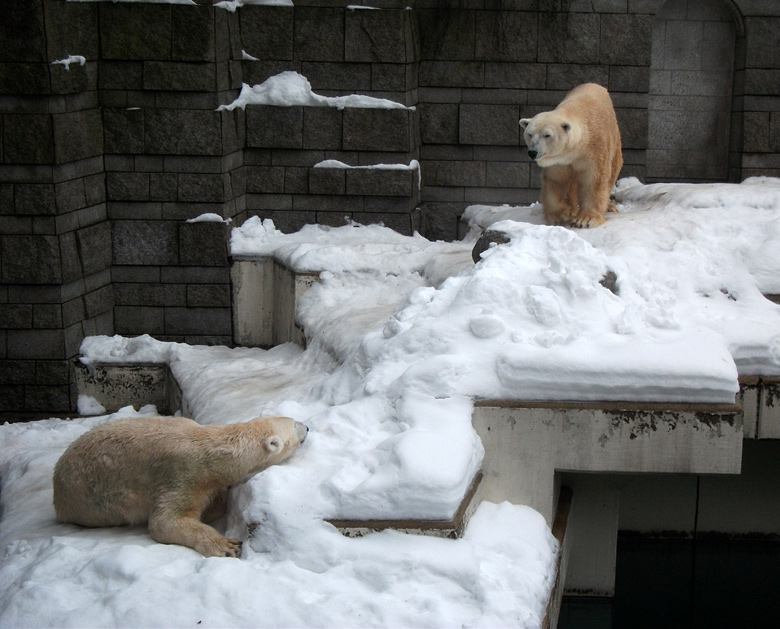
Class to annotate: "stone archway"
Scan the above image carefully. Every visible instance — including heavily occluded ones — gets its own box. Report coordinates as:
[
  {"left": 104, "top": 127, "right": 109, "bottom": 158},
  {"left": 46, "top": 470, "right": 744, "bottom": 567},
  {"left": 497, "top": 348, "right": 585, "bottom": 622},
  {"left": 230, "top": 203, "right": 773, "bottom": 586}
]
[{"left": 647, "top": 0, "right": 740, "bottom": 182}]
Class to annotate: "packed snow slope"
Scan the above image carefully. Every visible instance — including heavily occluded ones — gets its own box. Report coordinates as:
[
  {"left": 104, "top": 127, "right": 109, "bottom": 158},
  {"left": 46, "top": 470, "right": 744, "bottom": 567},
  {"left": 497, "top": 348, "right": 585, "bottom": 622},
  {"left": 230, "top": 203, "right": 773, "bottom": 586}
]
[{"left": 2, "top": 178, "right": 780, "bottom": 627}]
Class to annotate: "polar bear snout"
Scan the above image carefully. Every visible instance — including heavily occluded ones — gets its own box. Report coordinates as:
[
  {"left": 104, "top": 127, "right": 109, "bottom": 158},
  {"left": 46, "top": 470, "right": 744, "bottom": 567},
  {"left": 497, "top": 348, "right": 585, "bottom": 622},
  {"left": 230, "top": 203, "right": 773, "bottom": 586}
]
[
  {"left": 527, "top": 149, "right": 538, "bottom": 160},
  {"left": 295, "top": 421, "right": 309, "bottom": 443}
]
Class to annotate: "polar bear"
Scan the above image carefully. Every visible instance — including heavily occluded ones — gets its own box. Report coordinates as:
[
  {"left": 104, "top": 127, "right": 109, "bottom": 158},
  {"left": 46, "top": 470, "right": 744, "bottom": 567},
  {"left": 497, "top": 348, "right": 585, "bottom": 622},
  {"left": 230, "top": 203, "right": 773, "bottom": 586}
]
[
  {"left": 520, "top": 83, "right": 623, "bottom": 228},
  {"left": 53, "top": 415, "right": 308, "bottom": 558}
]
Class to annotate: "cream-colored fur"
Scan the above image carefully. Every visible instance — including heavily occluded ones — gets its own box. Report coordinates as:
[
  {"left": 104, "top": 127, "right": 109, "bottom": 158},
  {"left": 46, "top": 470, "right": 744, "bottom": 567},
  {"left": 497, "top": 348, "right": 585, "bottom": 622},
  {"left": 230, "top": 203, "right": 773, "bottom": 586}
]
[
  {"left": 520, "top": 83, "right": 623, "bottom": 228},
  {"left": 53, "top": 415, "right": 308, "bottom": 558}
]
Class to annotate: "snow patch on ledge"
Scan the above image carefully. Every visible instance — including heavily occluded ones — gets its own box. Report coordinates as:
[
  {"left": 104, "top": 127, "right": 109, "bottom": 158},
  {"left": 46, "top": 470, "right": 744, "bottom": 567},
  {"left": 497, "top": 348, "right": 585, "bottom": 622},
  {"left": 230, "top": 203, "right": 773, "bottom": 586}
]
[{"left": 218, "top": 71, "right": 413, "bottom": 111}]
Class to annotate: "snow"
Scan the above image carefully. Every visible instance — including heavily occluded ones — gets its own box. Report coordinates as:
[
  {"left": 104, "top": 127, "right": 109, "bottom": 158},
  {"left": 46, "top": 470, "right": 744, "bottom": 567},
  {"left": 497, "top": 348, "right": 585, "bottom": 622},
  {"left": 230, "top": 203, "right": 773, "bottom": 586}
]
[
  {"left": 218, "top": 71, "right": 413, "bottom": 112},
  {"left": 4, "top": 177, "right": 780, "bottom": 627},
  {"left": 51, "top": 55, "right": 86, "bottom": 70}
]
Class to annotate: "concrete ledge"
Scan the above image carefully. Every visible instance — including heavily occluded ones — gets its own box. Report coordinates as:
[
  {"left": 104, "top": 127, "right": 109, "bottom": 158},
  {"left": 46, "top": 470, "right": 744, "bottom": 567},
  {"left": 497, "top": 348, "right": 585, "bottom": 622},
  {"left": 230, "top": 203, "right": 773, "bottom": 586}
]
[
  {"left": 758, "top": 376, "right": 780, "bottom": 438},
  {"left": 231, "top": 256, "right": 318, "bottom": 348},
  {"left": 543, "top": 486, "right": 573, "bottom": 629},
  {"left": 73, "top": 360, "right": 182, "bottom": 416},
  {"left": 473, "top": 400, "right": 743, "bottom": 526},
  {"left": 325, "top": 472, "right": 483, "bottom": 540}
]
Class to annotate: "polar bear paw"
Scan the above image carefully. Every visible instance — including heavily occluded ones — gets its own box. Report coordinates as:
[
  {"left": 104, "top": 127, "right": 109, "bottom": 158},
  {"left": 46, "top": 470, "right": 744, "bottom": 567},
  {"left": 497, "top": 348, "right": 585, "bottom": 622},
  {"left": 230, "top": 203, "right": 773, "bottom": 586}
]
[
  {"left": 570, "top": 210, "right": 606, "bottom": 229},
  {"left": 196, "top": 535, "right": 243, "bottom": 558}
]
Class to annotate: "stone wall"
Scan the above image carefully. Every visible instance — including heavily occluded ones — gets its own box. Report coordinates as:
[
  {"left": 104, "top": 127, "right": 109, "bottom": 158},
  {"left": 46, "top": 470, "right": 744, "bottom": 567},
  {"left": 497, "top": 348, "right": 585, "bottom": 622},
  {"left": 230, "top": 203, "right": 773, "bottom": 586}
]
[{"left": 1, "top": 0, "right": 779, "bottom": 414}]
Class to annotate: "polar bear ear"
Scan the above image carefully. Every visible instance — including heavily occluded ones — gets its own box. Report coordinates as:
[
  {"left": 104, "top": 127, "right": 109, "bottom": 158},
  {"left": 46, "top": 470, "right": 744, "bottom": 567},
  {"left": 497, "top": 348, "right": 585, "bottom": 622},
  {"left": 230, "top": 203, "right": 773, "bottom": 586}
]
[
  {"left": 265, "top": 436, "right": 283, "bottom": 453},
  {"left": 519, "top": 118, "right": 531, "bottom": 129},
  {"left": 561, "top": 122, "right": 571, "bottom": 132}
]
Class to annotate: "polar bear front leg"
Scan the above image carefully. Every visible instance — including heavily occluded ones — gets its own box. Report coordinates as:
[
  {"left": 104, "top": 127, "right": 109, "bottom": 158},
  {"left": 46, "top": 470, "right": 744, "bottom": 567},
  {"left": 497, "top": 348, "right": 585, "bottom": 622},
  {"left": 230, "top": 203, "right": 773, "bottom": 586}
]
[
  {"left": 148, "top": 500, "right": 242, "bottom": 558},
  {"left": 571, "top": 174, "right": 609, "bottom": 228},
  {"left": 541, "top": 166, "right": 578, "bottom": 226}
]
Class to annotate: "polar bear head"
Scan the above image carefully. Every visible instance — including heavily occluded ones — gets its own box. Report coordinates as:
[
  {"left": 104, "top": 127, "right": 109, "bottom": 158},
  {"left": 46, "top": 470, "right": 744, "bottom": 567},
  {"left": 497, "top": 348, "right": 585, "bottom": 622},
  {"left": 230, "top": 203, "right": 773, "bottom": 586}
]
[
  {"left": 240, "top": 416, "right": 309, "bottom": 472},
  {"left": 520, "top": 111, "right": 582, "bottom": 168}
]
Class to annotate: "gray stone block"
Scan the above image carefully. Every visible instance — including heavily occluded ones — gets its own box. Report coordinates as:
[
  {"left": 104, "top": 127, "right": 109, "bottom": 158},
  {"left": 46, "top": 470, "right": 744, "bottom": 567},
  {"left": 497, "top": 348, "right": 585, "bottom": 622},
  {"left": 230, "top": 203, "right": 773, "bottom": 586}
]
[
  {"left": 745, "top": 17, "right": 780, "bottom": 70},
  {"left": 49, "top": 60, "right": 92, "bottom": 96},
  {"left": 371, "top": 63, "right": 411, "bottom": 93},
  {"left": 459, "top": 103, "right": 520, "bottom": 146},
  {"left": 62, "top": 296, "right": 86, "bottom": 328},
  {"left": 83, "top": 285, "right": 114, "bottom": 319},
  {"left": 106, "top": 172, "right": 149, "bottom": 202},
  {"left": 294, "top": 7, "right": 344, "bottom": 62},
  {"left": 0, "top": 62, "right": 50, "bottom": 94},
  {"left": 179, "top": 222, "right": 229, "bottom": 267},
  {"left": 160, "top": 266, "right": 228, "bottom": 285},
  {"left": 345, "top": 8, "right": 411, "bottom": 63},
  {"left": 346, "top": 168, "right": 413, "bottom": 197},
  {"left": 99, "top": 61, "right": 144, "bottom": 90},
  {"left": 419, "top": 61, "right": 484, "bottom": 88},
  {"left": 745, "top": 69, "right": 780, "bottom": 97},
  {"left": 99, "top": 3, "right": 172, "bottom": 60},
  {"left": 43, "top": 1, "right": 99, "bottom": 62},
  {"left": 171, "top": 4, "right": 215, "bottom": 62},
  {"left": 284, "top": 167, "right": 308, "bottom": 194},
  {"left": 112, "top": 220, "right": 178, "bottom": 266},
  {"left": 240, "top": 5, "right": 294, "bottom": 61},
  {"left": 475, "top": 10, "right": 537, "bottom": 62},
  {"left": 485, "top": 62, "right": 546, "bottom": 90},
  {"left": 538, "top": 12, "right": 600, "bottom": 64},
  {"left": 1, "top": 235, "right": 62, "bottom": 284},
  {"left": 426, "top": 160, "right": 485, "bottom": 187},
  {"left": 0, "top": 1, "right": 47, "bottom": 63},
  {"left": 144, "top": 110, "right": 222, "bottom": 156},
  {"left": 301, "top": 106, "right": 342, "bottom": 150},
  {"left": 487, "top": 161, "right": 528, "bottom": 188},
  {"left": 617, "top": 108, "right": 649, "bottom": 150},
  {"left": 0, "top": 360, "right": 35, "bottom": 384},
  {"left": 33, "top": 302, "right": 62, "bottom": 329},
  {"left": 53, "top": 109, "right": 103, "bottom": 165},
  {"left": 59, "top": 232, "right": 82, "bottom": 284},
  {"left": 114, "top": 282, "right": 186, "bottom": 307},
  {"left": 25, "top": 385, "right": 71, "bottom": 413},
  {"left": 246, "top": 166, "right": 286, "bottom": 193},
  {"left": 343, "top": 108, "right": 411, "bottom": 152},
  {"left": 418, "top": 9, "right": 475, "bottom": 61},
  {"left": 353, "top": 212, "right": 412, "bottom": 236},
  {"left": 0, "top": 385, "right": 24, "bottom": 411},
  {"left": 143, "top": 61, "right": 216, "bottom": 92},
  {"left": 178, "top": 173, "right": 226, "bottom": 203},
  {"left": 36, "top": 360, "right": 70, "bottom": 386},
  {"left": 114, "top": 306, "right": 164, "bottom": 336},
  {"left": 309, "top": 168, "right": 345, "bottom": 195},
  {"left": 547, "top": 65, "right": 609, "bottom": 91},
  {"left": 77, "top": 222, "right": 112, "bottom": 276},
  {"left": 7, "top": 329, "right": 66, "bottom": 360},
  {"left": 150, "top": 173, "right": 179, "bottom": 201},
  {"left": 253, "top": 210, "right": 316, "bottom": 233},
  {"left": 3, "top": 114, "right": 54, "bottom": 164},
  {"left": 84, "top": 173, "right": 106, "bottom": 206},
  {"left": 609, "top": 66, "right": 650, "bottom": 93},
  {"left": 0, "top": 304, "right": 33, "bottom": 329},
  {"left": 420, "top": 103, "right": 459, "bottom": 144},
  {"left": 600, "top": 14, "right": 653, "bottom": 66},
  {"left": 302, "top": 62, "right": 371, "bottom": 93},
  {"left": 246, "top": 106, "right": 304, "bottom": 149},
  {"left": 15, "top": 184, "right": 56, "bottom": 216},
  {"left": 187, "top": 284, "right": 230, "bottom": 308},
  {"left": 165, "top": 307, "right": 231, "bottom": 336}
]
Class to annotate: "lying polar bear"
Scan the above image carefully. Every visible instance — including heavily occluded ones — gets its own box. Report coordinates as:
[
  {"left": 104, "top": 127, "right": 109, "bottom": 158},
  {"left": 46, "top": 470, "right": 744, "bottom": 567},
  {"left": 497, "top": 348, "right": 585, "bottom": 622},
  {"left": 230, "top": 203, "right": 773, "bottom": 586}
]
[{"left": 53, "top": 415, "right": 308, "bottom": 558}]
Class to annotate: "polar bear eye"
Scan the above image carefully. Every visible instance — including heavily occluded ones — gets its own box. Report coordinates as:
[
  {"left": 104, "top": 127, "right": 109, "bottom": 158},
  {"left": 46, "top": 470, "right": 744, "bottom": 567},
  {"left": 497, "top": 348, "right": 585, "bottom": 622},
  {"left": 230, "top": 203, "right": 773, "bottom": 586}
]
[{"left": 543, "top": 133, "right": 552, "bottom": 139}]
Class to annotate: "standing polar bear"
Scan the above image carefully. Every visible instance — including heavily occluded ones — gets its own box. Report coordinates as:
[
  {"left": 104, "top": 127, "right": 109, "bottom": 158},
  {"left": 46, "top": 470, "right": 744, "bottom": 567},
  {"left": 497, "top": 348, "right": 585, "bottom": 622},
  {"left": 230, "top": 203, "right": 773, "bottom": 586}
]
[
  {"left": 53, "top": 415, "right": 308, "bottom": 558},
  {"left": 520, "top": 83, "right": 623, "bottom": 228}
]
